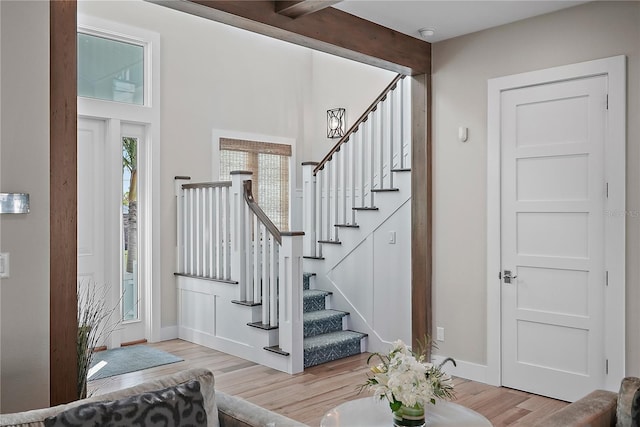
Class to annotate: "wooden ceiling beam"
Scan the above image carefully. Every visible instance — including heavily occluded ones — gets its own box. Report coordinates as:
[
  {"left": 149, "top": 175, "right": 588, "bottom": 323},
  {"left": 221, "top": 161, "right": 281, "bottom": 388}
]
[
  {"left": 275, "top": 1, "right": 343, "bottom": 19},
  {"left": 148, "top": 0, "right": 430, "bottom": 75}
]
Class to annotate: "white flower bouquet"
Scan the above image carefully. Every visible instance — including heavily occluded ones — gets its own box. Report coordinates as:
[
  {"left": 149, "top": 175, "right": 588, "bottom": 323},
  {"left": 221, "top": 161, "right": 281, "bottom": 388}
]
[{"left": 359, "top": 339, "right": 456, "bottom": 414}]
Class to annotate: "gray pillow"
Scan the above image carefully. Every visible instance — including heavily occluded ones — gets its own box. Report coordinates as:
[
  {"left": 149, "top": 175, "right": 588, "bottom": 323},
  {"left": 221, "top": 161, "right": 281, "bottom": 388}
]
[
  {"left": 44, "top": 379, "right": 207, "bottom": 427},
  {"left": 617, "top": 377, "right": 640, "bottom": 427},
  {"left": 632, "top": 388, "right": 640, "bottom": 427}
]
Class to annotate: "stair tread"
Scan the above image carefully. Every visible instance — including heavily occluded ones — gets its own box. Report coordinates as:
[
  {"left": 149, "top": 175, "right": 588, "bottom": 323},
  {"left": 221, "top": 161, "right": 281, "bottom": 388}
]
[
  {"left": 303, "top": 330, "right": 367, "bottom": 350},
  {"left": 334, "top": 224, "right": 359, "bottom": 228},
  {"left": 318, "top": 239, "right": 341, "bottom": 244},
  {"left": 371, "top": 188, "right": 400, "bottom": 192},
  {"left": 303, "top": 272, "right": 316, "bottom": 278},
  {"left": 303, "top": 309, "right": 347, "bottom": 322},
  {"left": 352, "top": 207, "right": 378, "bottom": 211},
  {"left": 303, "top": 289, "right": 331, "bottom": 298}
]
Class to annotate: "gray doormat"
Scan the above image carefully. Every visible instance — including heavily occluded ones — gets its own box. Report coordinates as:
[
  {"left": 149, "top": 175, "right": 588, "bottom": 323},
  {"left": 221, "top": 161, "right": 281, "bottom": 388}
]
[{"left": 88, "top": 345, "right": 183, "bottom": 381}]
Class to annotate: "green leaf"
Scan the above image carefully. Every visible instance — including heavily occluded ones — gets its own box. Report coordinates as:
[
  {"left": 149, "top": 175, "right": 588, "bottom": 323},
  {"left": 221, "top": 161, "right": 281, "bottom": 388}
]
[{"left": 390, "top": 400, "right": 402, "bottom": 412}]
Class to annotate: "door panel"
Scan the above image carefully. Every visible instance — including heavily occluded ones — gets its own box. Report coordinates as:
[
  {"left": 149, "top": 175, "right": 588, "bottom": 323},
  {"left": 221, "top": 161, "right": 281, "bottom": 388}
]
[
  {"left": 78, "top": 118, "right": 106, "bottom": 286},
  {"left": 501, "top": 75, "right": 606, "bottom": 401}
]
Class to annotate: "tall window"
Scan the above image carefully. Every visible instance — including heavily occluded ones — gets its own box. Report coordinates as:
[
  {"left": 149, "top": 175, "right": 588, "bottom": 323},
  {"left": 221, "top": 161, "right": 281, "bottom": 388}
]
[{"left": 219, "top": 138, "right": 291, "bottom": 231}]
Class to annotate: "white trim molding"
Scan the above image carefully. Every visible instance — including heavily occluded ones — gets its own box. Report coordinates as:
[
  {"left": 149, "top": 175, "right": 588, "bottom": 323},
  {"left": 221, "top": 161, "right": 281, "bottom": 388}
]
[{"left": 486, "top": 55, "right": 626, "bottom": 391}]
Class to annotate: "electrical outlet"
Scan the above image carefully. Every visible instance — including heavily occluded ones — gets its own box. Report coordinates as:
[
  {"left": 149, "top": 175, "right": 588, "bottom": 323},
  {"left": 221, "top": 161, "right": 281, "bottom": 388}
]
[
  {"left": 436, "top": 327, "right": 445, "bottom": 342},
  {"left": 0, "top": 253, "right": 9, "bottom": 278}
]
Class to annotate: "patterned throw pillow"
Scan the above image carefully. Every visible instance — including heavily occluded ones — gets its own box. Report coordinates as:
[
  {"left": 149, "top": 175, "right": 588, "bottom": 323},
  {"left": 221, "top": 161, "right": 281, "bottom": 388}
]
[
  {"left": 632, "top": 388, "right": 640, "bottom": 427},
  {"left": 44, "top": 380, "right": 207, "bottom": 427}
]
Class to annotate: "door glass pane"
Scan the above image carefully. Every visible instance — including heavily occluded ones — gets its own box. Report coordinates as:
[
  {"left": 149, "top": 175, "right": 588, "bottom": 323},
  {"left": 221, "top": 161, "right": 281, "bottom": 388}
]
[
  {"left": 78, "top": 33, "right": 144, "bottom": 105},
  {"left": 122, "top": 137, "right": 139, "bottom": 321}
]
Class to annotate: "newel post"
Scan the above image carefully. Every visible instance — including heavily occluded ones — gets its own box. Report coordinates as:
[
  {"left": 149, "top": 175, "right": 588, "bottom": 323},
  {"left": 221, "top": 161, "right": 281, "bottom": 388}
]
[
  {"left": 301, "top": 162, "right": 318, "bottom": 257},
  {"left": 279, "top": 231, "right": 305, "bottom": 374},
  {"left": 230, "top": 171, "right": 252, "bottom": 301},
  {"left": 174, "top": 176, "right": 191, "bottom": 274}
]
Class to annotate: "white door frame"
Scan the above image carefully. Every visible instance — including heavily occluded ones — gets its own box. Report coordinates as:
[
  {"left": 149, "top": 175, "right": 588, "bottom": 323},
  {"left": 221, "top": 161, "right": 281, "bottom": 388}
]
[
  {"left": 78, "top": 14, "right": 162, "bottom": 343},
  {"left": 486, "top": 55, "right": 626, "bottom": 392}
]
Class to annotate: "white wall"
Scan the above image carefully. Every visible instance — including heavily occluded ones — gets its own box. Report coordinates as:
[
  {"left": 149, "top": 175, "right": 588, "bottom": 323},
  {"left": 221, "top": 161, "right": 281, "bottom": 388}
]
[
  {"left": 78, "top": 0, "right": 393, "bottom": 332},
  {"left": 432, "top": 1, "right": 640, "bottom": 377},
  {"left": 0, "top": 1, "right": 50, "bottom": 412}
]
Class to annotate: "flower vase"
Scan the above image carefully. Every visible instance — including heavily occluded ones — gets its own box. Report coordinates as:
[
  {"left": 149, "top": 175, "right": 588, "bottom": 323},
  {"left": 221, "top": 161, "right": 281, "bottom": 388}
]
[{"left": 392, "top": 404, "right": 425, "bottom": 427}]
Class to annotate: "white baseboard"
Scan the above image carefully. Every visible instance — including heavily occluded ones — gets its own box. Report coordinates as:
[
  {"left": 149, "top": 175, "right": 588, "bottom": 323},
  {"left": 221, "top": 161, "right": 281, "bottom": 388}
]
[
  {"left": 431, "top": 355, "right": 495, "bottom": 385},
  {"left": 159, "top": 325, "right": 178, "bottom": 341}
]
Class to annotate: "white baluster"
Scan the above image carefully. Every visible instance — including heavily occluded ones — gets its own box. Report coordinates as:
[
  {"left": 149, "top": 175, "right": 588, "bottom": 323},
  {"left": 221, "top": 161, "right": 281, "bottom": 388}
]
[
  {"left": 379, "top": 102, "right": 384, "bottom": 190},
  {"left": 270, "top": 236, "right": 277, "bottom": 327},
  {"left": 334, "top": 151, "right": 339, "bottom": 240},
  {"left": 195, "top": 187, "right": 201, "bottom": 276},
  {"left": 370, "top": 111, "right": 376, "bottom": 206},
  {"left": 389, "top": 89, "right": 395, "bottom": 188},
  {"left": 399, "top": 79, "right": 405, "bottom": 170},
  {"left": 341, "top": 144, "right": 347, "bottom": 227},
  {"left": 245, "top": 199, "right": 254, "bottom": 302},
  {"left": 325, "top": 162, "right": 331, "bottom": 240},
  {"left": 316, "top": 169, "right": 323, "bottom": 258},
  {"left": 224, "top": 186, "right": 231, "bottom": 280},
  {"left": 262, "top": 224, "right": 270, "bottom": 325},
  {"left": 188, "top": 188, "right": 195, "bottom": 275},
  {"left": 361, "top": 121, "right": 366, "bottom": 208},
  {"left": 302, "top": 163, "right": 317, "bottom": 257},
  {"left": 351, "top": 132, "right": 357, "bottom": 225},
  {"left": 208, "top": 187, "right": 214, "bottom": 278},
  {"left": 253, "top": 214, "right": 261, "bottom": 303}
]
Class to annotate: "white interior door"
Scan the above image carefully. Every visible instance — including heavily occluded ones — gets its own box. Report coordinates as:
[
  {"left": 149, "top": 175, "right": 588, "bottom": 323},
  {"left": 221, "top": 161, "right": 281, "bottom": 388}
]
[{"left": 500, "top": 75, "right": 607, "bottom": 401}]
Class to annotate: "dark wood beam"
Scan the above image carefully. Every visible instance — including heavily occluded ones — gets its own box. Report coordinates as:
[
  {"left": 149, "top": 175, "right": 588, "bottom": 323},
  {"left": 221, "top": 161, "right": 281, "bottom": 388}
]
[
  {"left": 411, "top": 74, "right": 431, "bottom": 355},
  {"left": 148, "top": 0, "right": 430, "bottom": 75},
  {"left": 50, "top": 0, "right": 78, "bottom": 405},
  {"left": 275, "top": 1, "right": 342, "bottom": 19}
]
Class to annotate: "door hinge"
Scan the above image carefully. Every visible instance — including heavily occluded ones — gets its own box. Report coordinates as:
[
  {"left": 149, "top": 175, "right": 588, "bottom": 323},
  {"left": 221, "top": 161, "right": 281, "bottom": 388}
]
[
  {"left": 606, "top": 271, "right": 609, "bottom": 287},
  {"left": 606, "top": 182, "right": 609, "bottom": 198},
  {"left": 606, "top": 359, "right": 609, "bottom": 375},
  {"left": 498, "top": 271, "right": 502, "bottom": 280},
  {"left": 606, "top": 94, "right": 609, "bottom": 110}
]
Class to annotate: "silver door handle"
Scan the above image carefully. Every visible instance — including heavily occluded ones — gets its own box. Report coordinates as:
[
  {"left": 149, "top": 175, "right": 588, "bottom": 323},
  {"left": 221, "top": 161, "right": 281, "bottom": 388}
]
[{"left": 503, "top": 270, "right": 517, "bottom": 284}]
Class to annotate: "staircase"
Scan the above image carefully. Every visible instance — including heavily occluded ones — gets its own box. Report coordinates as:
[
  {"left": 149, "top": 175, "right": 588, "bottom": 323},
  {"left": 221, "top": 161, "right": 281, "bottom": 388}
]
[
  {"left": 302, "top": 272, "right": 367, "bottom": 367},
  {"left": 174, "top": 73, "right": 410, "bottom": 374}
]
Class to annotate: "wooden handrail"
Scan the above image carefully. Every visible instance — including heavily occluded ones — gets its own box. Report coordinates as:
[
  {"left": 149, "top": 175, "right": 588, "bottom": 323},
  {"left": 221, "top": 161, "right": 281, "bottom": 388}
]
[
  {"left": 243, "top": 180, "right": 282, "bottom": 245},
  {"left": 182, "top": 181, "right": 232, "bottom": 189},
  {"left": 314, "top": 74, "right": 405, "bottom": 175}
]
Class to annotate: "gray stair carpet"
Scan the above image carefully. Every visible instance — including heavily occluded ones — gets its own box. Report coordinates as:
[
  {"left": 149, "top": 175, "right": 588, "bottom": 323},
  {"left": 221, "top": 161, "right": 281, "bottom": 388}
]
[{"left": 302, "top": 273, "right": 367, "bottom": 368}]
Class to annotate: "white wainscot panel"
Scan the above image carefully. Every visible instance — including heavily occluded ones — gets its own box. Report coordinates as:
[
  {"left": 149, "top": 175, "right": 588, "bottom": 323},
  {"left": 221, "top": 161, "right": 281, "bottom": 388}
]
[
  {"left": 517, "top": 212, "right": 588, "bottom": 258},
  {"left": 516, "top": 96, "right": 588, "bottom": 147},
  {"left": 372, "top": 202, "right": 411, "bottom": 344},
  {"left": 516, "top": 154, "right": 589, "bottom": 201},
  {"left": 517, "top": 320, "right": 588, "bottom": 375},
  {"left": 180, "top": 289, "right": 214, "bottom": 335},
  {"left": 328, "top": 236, "right": 374, "bottom": 322},
  {"left": 516, "top": 267, "right": 589, "bottom": 316},
  {"left": 215, "top": 296, "right": 250, "bottom": 344}
]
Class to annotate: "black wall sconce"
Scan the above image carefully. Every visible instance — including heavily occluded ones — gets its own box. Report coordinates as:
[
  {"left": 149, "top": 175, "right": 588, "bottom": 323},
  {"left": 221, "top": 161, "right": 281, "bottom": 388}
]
[{"left": 327, "top": 108, "right": 346, "bottom": 139}]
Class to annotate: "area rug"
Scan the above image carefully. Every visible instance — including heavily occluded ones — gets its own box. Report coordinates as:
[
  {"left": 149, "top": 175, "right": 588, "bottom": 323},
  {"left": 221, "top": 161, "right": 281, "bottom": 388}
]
[{"left": 88, "top": 345, "right": 183, "bottom": 381}]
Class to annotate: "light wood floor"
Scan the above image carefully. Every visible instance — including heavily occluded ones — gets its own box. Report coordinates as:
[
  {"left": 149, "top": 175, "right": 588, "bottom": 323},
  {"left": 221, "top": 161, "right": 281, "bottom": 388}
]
[{"left": 88, "top": 340, "right": 567, "bottom": 426}]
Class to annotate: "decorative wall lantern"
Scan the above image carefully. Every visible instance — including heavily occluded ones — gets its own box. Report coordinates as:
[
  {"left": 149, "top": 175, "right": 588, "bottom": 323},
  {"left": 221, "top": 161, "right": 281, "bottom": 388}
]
[{"left": 327, "top": 108, "right": 346, "bottom": 139}]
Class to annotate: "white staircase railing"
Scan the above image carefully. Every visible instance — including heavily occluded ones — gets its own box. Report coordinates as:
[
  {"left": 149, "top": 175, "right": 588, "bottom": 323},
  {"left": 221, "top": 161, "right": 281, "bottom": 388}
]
[
  {"left": 175, "top": 172, "right": 304, "bottom": 373},
  {"left": 303, "top": 74, "right": 410, "bottom": 258}
]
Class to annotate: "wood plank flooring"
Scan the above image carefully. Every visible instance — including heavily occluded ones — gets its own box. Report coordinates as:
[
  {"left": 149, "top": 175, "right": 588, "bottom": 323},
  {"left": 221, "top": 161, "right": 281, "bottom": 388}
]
[{"left": 88, "top": 340, "right": 567, "bottom": 426}]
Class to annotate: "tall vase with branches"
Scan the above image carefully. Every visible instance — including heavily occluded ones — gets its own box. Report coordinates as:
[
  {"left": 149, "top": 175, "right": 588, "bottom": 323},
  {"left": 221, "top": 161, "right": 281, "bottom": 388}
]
[{"left": 77, "top": 281, "right": 120, "bottom": 399}]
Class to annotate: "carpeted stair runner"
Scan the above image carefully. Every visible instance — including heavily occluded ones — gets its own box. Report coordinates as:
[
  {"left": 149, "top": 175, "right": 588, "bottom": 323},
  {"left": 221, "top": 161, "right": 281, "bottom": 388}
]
[{"left": 302, "top": 272, "right": 367, "bottom": 368}]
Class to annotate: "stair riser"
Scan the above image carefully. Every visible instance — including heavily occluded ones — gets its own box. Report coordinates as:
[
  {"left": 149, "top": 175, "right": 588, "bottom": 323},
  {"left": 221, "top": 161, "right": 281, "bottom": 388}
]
[
  {"left": 304, "top": 316, "right": 344, "bottom": 338},
  {"left": 304, "top": 338, "right": 362, "bottom": 368},
  {"left": 303, "top": 295, "right": 326, "bottom": 313}
]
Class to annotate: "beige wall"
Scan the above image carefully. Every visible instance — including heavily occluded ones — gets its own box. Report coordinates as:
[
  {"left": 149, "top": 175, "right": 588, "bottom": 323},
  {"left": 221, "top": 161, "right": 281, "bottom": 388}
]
[
  {"left": 432, "top": 1, "right": 640, "bottom": 376},
  {"left": 0, "top": 1, "right": 51, "bottom": 412}
]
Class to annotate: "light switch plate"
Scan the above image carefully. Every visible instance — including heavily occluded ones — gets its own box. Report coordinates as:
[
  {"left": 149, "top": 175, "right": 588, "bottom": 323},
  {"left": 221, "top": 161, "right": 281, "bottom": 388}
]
[{"left": 0, "top": 253, "right": 9, "bottom": 278}]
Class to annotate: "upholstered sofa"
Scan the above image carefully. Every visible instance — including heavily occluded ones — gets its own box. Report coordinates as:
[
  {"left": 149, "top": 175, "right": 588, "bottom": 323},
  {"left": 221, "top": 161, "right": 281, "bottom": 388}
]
[
  {"left": 0, "top": 368, "right": 309, "bottom": 427},
  {"left": 533, "top": 377, "right": 640, "bottom": 427}
]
